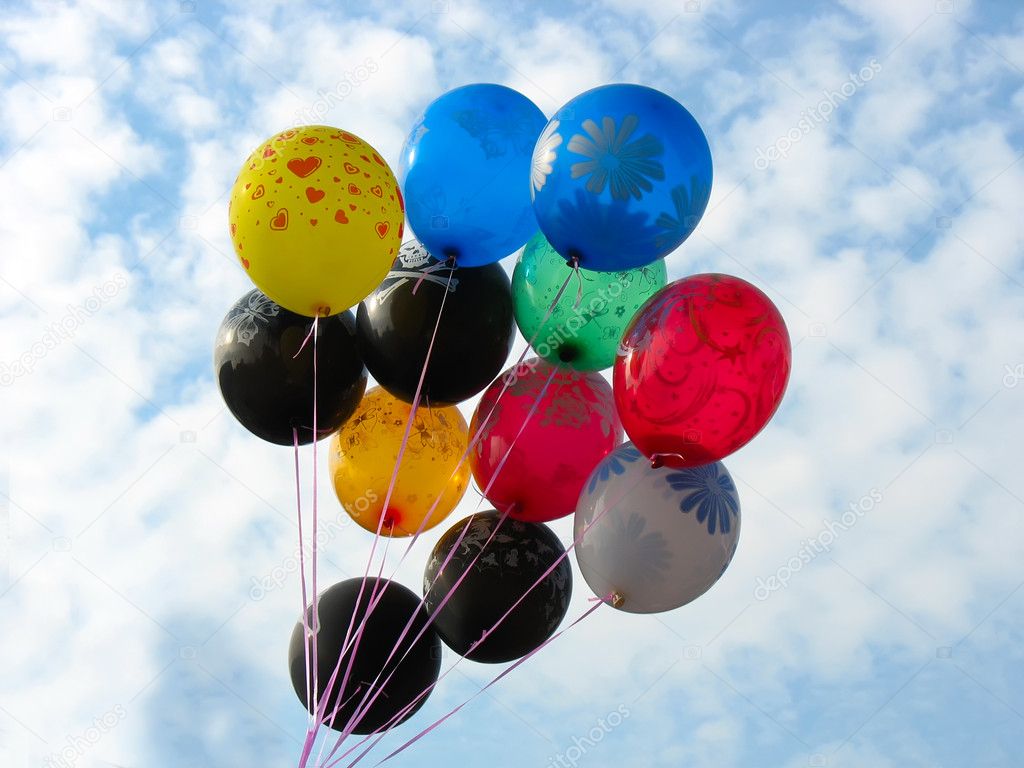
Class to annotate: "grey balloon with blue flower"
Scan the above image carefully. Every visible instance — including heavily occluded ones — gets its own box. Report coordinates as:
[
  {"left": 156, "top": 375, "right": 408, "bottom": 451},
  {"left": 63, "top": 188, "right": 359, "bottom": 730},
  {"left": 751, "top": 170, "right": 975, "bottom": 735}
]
[{"left": 574, "top": 442, "right": 740, "bottom": 613}]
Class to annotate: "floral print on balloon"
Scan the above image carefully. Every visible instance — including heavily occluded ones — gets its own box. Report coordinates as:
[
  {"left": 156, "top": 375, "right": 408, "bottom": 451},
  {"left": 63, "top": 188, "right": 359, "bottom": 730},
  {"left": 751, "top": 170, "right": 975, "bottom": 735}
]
[
  {"left": 575, "top": 442, "right": 740, "bottom": 614},
  {"left": 666, "top": 463, "right": 740, "bottom": 535},
  {"left": 568, "top": 115, "right": 665, "bottom": 201},
  {"left": 531, "top": 120, "right": 562, "bottom": 199},
  {"left": 222, "top": 291, "right": 280, "bottom": 346}
]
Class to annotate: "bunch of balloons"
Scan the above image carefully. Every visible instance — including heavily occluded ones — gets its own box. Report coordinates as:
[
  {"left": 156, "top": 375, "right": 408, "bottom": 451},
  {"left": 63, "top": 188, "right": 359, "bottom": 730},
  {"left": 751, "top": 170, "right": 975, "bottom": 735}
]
[{"left": 214, "top": 81, "right": 791, "bottom": 758}]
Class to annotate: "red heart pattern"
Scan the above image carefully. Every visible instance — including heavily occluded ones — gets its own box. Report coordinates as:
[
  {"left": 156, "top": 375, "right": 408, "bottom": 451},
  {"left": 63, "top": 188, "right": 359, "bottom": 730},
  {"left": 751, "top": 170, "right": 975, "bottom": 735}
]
[
  {"left": 270, "top": 209, "right": 289, "bottom": 230},
  {"left": 287, "top": 156, "right": 322, "bottom": 178},
  {"left": 234, "top": 127, "right": 404, "bottom": 294}
]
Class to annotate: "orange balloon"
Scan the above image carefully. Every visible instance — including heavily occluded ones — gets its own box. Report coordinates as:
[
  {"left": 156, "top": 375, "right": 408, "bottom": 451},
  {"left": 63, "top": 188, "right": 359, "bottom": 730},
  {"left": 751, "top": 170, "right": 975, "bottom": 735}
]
[{"left": 329, "top": 387, "right": 470, "bottom": 537}]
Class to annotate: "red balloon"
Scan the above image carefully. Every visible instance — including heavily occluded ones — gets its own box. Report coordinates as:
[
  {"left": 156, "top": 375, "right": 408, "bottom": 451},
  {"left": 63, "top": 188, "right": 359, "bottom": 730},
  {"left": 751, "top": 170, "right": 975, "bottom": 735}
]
[
  {"left": 614, "top": 273, "right": 791, "bottom": 468},
  {"left": 470, "top": 359, "right": 622, "bottom": 523}
]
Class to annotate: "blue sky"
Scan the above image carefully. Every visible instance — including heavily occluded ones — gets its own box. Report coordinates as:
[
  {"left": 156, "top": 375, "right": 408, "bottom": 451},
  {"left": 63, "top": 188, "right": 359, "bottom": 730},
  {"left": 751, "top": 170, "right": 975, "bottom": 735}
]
[{"left": 1, "top": 0, "right": 1023, "bottom": 766}]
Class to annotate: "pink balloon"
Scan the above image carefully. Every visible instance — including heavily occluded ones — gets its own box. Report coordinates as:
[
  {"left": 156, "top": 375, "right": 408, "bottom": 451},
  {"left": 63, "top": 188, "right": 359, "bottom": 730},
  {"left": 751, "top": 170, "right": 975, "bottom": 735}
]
[{"left": 470, "top": 359, "right": 622, "bottom": 523}]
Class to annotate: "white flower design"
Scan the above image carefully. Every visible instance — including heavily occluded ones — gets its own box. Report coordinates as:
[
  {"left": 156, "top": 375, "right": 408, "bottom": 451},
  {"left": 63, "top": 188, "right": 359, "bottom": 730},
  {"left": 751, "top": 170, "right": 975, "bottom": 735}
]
[
  {"left": 225, "top": 291, "right": 279, "bottom": 346},
  {"left": 531, "top": 119, "right": 562, "bottom": 200},
  {"left": 568, "top": 115, "right": 665, "bottom": 201}
]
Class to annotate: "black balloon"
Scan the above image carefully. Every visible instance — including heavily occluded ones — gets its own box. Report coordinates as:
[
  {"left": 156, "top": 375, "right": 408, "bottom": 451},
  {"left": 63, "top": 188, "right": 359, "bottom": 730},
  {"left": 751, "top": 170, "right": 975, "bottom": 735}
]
[
  {"left": 214, "top": 289, "right": 366, "bottom": 445},
  {"left": 288, "top": 577, "right": 442, "bottom": 734},
  {"left": 356, "top": 241, "right": 515, "bottom": 406},
  {"left": 423, "top": 511, "right": 572, "bottom": 664}
]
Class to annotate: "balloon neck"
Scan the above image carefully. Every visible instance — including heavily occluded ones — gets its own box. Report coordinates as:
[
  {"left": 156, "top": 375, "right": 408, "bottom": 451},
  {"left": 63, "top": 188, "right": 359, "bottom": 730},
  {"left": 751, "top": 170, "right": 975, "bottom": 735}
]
[
  {"left": 610, "top": 592, "right": 625, "bottom": 609},
  {"left": 650, "top": 452, "right": 686, "bottom": 469},
  {"left": 566, "top": 249, "right": 582, "bottom": 268},
  {"left": 557, "top": 344, "right": 578, "bottom": 364},
  {"left": 381, "top": 508, "right": 401, "bottom": 533}
]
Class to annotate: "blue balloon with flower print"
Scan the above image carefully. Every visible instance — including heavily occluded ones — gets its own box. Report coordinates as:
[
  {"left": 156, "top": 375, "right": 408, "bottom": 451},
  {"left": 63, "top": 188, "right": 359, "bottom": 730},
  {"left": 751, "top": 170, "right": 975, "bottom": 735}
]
[
  {"left": 399, "top": 83, "right": 548, "bottom": 266},
  {"left": 530, "top": 84, "right": 712, "bottom": 272},
  {"left": 574, "top": 442, "right": 739, "bottom": 614}
]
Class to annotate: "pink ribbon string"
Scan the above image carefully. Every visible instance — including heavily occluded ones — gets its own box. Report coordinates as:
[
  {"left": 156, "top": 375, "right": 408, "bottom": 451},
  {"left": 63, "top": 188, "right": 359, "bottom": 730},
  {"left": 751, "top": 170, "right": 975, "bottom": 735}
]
[
  {"left": 300, "top": 443, "right": 401, "bottom": 767},
  {"left": 320, "top": 507, "right": 509, "bottom": 766},
  {"left": 293, "top": 317, "right": 318, "bottom": 360},
  {"left": 296, "top": 316, "right": 321, "bottom": 768},
  {"left": 569, "top": 255, "right": 584, "bottom": 309},
  {"left": 300, "top": 268, "right": 455, "bottom": 760},
  {"left": 330, "top": 452, "right": 653, "bottom": 767},
  {"left": 311, "top": 316, "right": 320, "bottom": 728},
  {"left": 351, "top": 263, "right": 577, "bottom": 599},
  {"left": 311, "top": 524, "right": 396, "bottom": 768},
  {"left": 340, "top": 596, "right": 609, "bottom": 768},
  {"left": 294, "top": 427, "right": 312, "bottom": 731},
  {"left": 314, "top": 271, "right": 575, "bottom": 765},
  {"left": 307, "top": 266, "right": 577, "bottom": 765},
  {"left": 411, "top": 257, "right": 456, "bottom": 296},
  {"left": 318, "top": 364, "right": 560, "bottom": 765}
]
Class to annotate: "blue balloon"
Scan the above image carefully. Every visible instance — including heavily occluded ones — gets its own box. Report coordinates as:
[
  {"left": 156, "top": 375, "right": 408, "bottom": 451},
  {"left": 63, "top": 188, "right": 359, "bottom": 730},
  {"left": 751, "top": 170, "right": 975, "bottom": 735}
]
[
  {"left": 531, "top": 84, "right": 713, "bottom": 272},
  {"left": 399, "top": 84, "right": 547, "bottom": 266}
]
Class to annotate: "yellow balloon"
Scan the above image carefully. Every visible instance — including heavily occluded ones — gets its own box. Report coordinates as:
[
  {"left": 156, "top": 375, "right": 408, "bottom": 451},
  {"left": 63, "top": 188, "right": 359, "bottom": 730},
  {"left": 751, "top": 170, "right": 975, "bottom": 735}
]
[
  {"left": 329, "top": 387, "right": 470, "bottom": 537},
  {"left": 229, "top": 125, "right": 404, "bottom": 317}
]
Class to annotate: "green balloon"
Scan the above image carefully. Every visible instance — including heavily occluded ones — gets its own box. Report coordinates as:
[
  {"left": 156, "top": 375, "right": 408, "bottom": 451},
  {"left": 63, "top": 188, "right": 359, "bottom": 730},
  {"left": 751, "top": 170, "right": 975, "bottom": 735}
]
[{"left": 512, "top": 233, "right": 668, "bottom": 371}]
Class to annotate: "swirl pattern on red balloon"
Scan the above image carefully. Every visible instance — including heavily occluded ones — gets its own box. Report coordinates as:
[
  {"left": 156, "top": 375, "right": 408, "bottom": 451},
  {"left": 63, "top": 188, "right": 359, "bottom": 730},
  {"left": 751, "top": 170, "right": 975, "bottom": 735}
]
[{"left": 613, "top": 273, "right": 791, "bottom": 468}]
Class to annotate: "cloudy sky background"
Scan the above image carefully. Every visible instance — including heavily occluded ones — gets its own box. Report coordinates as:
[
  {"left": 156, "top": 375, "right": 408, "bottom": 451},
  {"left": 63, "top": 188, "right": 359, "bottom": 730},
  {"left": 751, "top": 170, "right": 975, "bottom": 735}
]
[{"left": 2, "top": 0, "right": 1023, "bottom": 765}]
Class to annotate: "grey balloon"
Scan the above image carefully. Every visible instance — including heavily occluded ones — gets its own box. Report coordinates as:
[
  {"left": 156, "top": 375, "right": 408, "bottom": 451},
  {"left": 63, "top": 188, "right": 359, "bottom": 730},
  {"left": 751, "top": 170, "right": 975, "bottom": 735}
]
[{"left": 574, "top": 443, "right": 741, "bottom": 614}]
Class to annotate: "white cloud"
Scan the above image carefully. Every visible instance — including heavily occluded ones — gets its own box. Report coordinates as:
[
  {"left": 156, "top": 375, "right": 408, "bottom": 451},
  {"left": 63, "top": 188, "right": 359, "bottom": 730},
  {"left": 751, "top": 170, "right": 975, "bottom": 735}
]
[{"left": 1, "top": 1, "right": 1022, "bottom": 767}]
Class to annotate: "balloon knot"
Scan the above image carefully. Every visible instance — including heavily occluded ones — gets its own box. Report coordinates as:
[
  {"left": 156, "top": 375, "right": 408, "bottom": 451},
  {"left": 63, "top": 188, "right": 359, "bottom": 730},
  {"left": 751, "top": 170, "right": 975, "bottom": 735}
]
[{"left": 650, "top": 451, "right": 686, "bottom": 468}]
